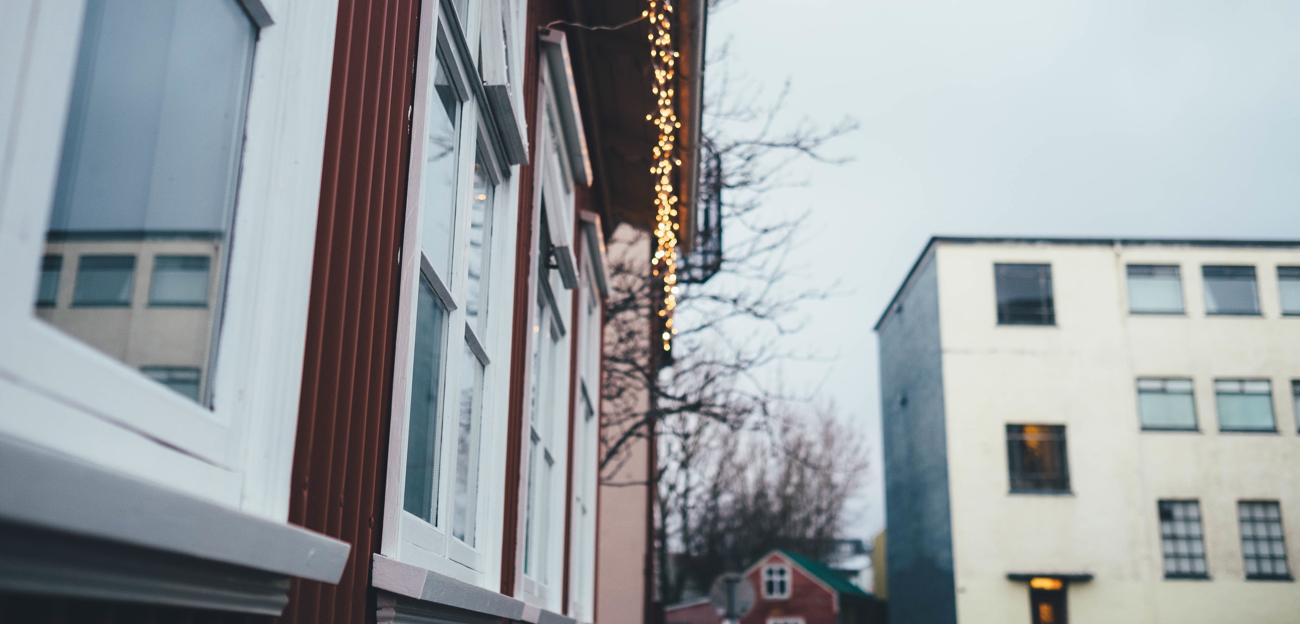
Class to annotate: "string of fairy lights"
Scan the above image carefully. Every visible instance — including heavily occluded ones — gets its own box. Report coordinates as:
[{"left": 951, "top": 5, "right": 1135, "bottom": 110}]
[{"left": 643, "top": 0, "right": 681, "bottom": 352}]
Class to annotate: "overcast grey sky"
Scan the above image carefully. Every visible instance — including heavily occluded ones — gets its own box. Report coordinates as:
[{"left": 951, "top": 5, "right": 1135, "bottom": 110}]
[{"left": 707, "top": 0, "right": 1300, "bottom": 541}]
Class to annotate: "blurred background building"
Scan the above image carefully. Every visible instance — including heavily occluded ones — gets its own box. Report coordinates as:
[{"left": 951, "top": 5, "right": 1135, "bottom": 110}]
[{"left": 877, "top": 237, "right": 1300, "bottom": 624}]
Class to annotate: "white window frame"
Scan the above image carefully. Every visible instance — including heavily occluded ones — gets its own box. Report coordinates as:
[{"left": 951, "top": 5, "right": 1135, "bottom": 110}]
[
  {"left": 762, "top": 564, "right": 792, "bottom": 599},
  {"left": 0, "top": 0, "right": 340, "bottom": 519},
  {"left": 378, "top": 0, "right": 523, "bottom": 590},
  {"left": 516, "top": 34, "right": 592, "bottom": 610},
  {"left": 566, "top": 218, "right": 605, "bottom": 622}
]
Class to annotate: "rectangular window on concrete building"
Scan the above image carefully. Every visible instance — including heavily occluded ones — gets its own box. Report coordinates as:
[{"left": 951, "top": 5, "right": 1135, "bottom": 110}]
[
  {"left": 141, "top": 366, "right": 202, "bottom": 402},
  {"left": 1127, "top": 265, "right": 1184, "bottom": 314},
  {"left": 1279, "top": 267, "right": 1300, "bottom": 316},
  {"left": 1137, "top": 378, "right": 1197, "bottom": 430},
  {"left": 995, "top": 263, "right": 1055, "bottom": 325},
  {"left": 1293, "top": 381, "right": 1300, "bottom": 432},
  {"left": 1203, "top": 266, "right": 1260, "bottom": 315},
  {"left": 1215, "top": 379, "right": 1276, "bottom": 432},
  {"left": 72, "top": 255, "right": 135, "bottom": 307},
  {"left": 1239, "top": 501, "right": 1291, "bottom": 580},
  {"left": 1159, "top": 500, "right": 1208, "bottom": 579},
  {"left": 1006, "top": 424, "right": 1069, "bottom": 493}
]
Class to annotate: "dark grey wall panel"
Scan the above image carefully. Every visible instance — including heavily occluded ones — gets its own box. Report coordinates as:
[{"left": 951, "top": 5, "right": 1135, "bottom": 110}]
[{"left": 877, "top": 250, "right": 957, "bottom": 624}]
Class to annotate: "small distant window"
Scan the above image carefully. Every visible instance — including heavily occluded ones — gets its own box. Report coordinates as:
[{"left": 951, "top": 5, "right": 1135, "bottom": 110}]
[
  {"left": 149, "top": 256, "right": 211, "bottom": 307},
  {"left": 1293, "top": 381, "right": 1300, "bottom": 433},
  {"left": 1006, "top": 424, "right": 1069, "bottom": 493},
  {"left": 141, "top": 366, "right": 202, "bottom": 402},
  {"left": 1137, "top": 378, "right": 1197, "bottom": 430},
  {"left": 1127, "top": 265, "right": 1184, "bottom": 314},
  {"left": 1239, "top": 501, "right": 1291, "bottom": 580},
  {"left": 1215, "top": 379, "right": 1275, "bottom": 432},
  {"left": 1203, "top": 266, "right": 1260, "bottom": 316},
  {"left": 1159, "top": 500, "right": 1208, "bottom": 579},
  {"left": 995, "top": 263, "right": 1054, "bottom": 325},
  {"left": 1279, "top": 267, "right": 1300, "bottom": 316},
  {"left": 36, "top": 255, "right": 63, "bottom": 307},
  {"left": 72, "top": 255, "right": 135, "bottom": 307},
  {"left": 762, "top": 564, "right": 790, "bottom": 599}
]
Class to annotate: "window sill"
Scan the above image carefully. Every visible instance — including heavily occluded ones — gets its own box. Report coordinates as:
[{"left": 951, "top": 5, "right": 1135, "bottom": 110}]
[
  {"left": 996, "top": 323, "right": 1057, "bottom": 328},
  {"left": 1205, "top": 312, "right": 1263, "bottom": 317},
  {"left": 68, "top": 302, "right": 133, "bottom": 308},
  {"left": 1218, "top": 428, "right": 1279, "bottom": 434},
  {"left": 1129, "top": 311, "right": 1186, "bottom": 316},
  {"left": 0, "top": 433, "right": 350, "bottom": 611},
  {"left": 146, "top": 302, "right": 210, "bottom": 309},
  {"left": 1140, "top": 427, "right": 1201, "bottom": 433},
  {"left": 373, "top": 554, "right": 578, "bottom": 624},
  {"left": 1245, "top": 575, "right": 1294, "bottom": 582},
  {"left": 1163, "top": 574, "right": 1212, "bottom": 581},
  {"left": 1008, "top": 490, "right": 1074, "bottom": 497}
]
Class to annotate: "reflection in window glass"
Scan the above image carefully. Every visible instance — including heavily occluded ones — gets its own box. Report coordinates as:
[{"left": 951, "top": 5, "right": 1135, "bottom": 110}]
[
  {"left": 73, "top": 255, "right": 135, "bottom": 306},
  {"left": 452, "top": 344, "right": 484, "bottom": 545},
  {"left": 1215, "top": 379, "right": 1275, "bottom": 432},
  {"left": 523, "top": 433, "right": 539, "bottom": 576},
  {"left": 1137, "top": 378, "right": 1197, "bottom": 430},
  {"left": 149, "top": 256, "right": 210, "bottom": 306},
  {"left": 1203, "top": 266, "right": 1260, "bottom": 315},
  {"left": 141, "top": 366, "right": 201, "bottom": 401},
  {"left": 465, "top": 159, "right": 494, "bottom": 329},
  {"left": 995, "top": 264, "right": 1054, "bottom": 325},
  {"left": 40, "top": 0, "right": 256, "bottom": 405},
  {"left": 1127, "top": 265, "right": 1184, "bottom": 314},
  {"left": 37, "top": 256, "right": 62, "bottom": 307},
  {"left": 405, "top": 276, "right": 448, "bottom": 523},
  {"left": 1279, "top": 267, "right": 1300, "bottom": 315},
  {"left": 421, "top": 55, "right": 461, "bottom": 279}
]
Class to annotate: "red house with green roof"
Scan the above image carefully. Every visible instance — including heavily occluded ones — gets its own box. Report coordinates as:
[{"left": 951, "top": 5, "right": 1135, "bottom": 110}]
[{"left": 740, "top": 550, "right": 888, "bottom": 624}]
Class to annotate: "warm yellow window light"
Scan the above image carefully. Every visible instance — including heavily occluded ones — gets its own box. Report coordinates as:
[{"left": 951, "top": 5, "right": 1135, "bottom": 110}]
[{"left": 1029, "top": 577, "right": 1063, "bottom": 591}]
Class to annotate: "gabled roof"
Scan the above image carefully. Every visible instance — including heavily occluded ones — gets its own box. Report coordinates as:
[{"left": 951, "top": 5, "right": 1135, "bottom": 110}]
[
  {"left": 746, "top": 549, "right": 872, "bottom": 599},
  {"left": 780, "top": 550, "right": 871, "bottom": 599}
]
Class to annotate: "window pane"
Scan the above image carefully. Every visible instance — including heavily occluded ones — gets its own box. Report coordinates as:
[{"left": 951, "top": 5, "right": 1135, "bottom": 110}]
[
  {"left": 404, "top": 276, "right": 448, "bottom": 523},
  {"left": 39, "top": 0, "right": 255, "bottom": 405},
  {"left": 1203, "top": 266, "right": 1259, "bottom": 315},
  {"left": 995, "top": 264, "right": 1054, "bottom": 325},
  {"left": 1293, "top": 381, "right": 1300, "bottom": 432},
  {"left": 37, "top": 255, "right": 63, "bottom": 307},
  {"left": 1127, "top": 265, "right": 1184, "bottom": 314},
  {"left": 149, "top": 255, "right": 210, "bottom": 306},
  {"left": 420, "top": 54, "right": 461, "bottom": 279},
  {"left": 72, "top": 255, "right": 135, "bottom": 306},
  {"left": 452, "top": 343, "right": 485, "bottom": 546},
  {"left": 1216, "top": 381, "right": 1275, "bottom": 431},
  {"left": 1280, "top": 267, "right": 1300, "bottom": 315},
  {"left": 1239, "top": 501, "right": 1290, "bottom": 579},
  {"left": 465, "top": 158, "right": 494, "bottom": 329},
  {"left": 140, "top": 366, "right": 201, "bottom": 401},
  {"left": 1006, "top": 424, "right": 1069, "bottom": 492},
  {"left": 1158, "top": 500, "right": 1208, "bottom": 578},
  {"left": 523, "top": 434, "right": 539, "bottom": 576},
  {"left": 1138, "top": 379, "right": 1197, "bottom": 430}
]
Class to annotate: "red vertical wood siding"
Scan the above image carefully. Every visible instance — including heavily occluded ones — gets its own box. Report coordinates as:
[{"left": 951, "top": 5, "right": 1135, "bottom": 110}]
[{"left": 281, "top": 0, "right": 420, "bottom": 623}]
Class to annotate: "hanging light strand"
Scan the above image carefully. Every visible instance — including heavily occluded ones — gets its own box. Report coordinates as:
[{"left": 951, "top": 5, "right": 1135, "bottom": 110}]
[{"left": 643, "top": 0, "right": 681, "bottom": 352}]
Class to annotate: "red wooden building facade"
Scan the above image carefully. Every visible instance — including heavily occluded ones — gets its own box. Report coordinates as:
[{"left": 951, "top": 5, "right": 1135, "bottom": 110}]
[{"left": 0, "top": 1, "right": 706, "bottom": 624}]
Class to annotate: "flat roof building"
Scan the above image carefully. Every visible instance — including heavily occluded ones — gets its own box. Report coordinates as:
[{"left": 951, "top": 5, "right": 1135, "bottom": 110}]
[{"left": 876, "top": 237, "right": 1300, "bottom": 624}]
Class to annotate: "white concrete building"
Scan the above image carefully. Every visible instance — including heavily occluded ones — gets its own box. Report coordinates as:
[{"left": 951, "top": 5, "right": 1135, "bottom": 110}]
[{"left": 876, "top": 237, "right": 1300, "bottom": 624}]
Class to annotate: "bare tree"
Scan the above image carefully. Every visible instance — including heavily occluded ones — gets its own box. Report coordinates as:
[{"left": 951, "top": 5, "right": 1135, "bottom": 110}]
[{"left": 596, "top": 30, "right": 860, "bottom": 610}]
